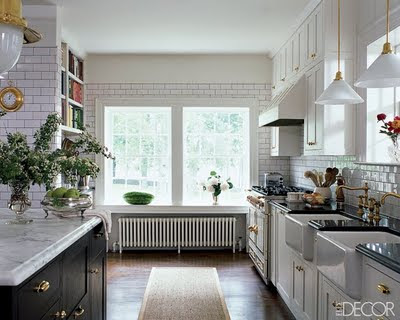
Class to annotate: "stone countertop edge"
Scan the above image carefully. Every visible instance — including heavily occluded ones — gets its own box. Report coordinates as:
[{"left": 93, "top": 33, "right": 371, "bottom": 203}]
[
  {"left": 0, "top": 216, "right": 101, "bottom": 287},
  {"left": 356, "top": 244, "right": 400, "bottom": 274}
]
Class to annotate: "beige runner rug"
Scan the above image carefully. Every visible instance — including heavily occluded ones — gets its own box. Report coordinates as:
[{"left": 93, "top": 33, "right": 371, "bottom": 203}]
[{"left": 138, "top": 267, "right": 231, "bottom": 320}]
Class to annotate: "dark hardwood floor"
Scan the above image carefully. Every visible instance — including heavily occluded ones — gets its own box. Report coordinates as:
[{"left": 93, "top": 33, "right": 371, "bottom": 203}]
[{"left": 107, "top": 250, "right": 295, "bottom": 320}]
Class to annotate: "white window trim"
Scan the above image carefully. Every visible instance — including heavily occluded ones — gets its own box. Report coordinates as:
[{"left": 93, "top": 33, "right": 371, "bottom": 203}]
[{"left": 95, "top": 97, "right": 259, "bottom": 207}]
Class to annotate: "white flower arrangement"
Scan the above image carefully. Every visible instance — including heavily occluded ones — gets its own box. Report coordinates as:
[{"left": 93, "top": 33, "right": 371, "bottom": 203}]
[{"left": 202, "top": 171, "right": 233, "bottom": 200}]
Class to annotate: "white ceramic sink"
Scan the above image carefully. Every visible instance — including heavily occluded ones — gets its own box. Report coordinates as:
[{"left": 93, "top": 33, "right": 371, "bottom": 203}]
[
  {"left": 285, "top": 214, "right": 351, "bottom": 261},
  {"left": 316, "top": 231, "right": 400, "bottom": 299}
]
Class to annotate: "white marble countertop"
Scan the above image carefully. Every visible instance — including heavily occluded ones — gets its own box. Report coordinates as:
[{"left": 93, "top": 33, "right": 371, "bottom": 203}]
[{"left": 0, "top": 209, "right": 101, "bottom": 286}]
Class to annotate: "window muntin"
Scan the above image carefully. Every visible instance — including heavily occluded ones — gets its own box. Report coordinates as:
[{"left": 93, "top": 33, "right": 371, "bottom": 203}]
[{"left": 104, "top": 107, "right": 171, "bottom": 204}]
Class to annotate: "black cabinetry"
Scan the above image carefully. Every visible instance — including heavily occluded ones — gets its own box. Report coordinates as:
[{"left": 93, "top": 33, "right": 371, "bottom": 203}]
[{"left": 0, "top": 223, "right": 107, "bottom": 320}]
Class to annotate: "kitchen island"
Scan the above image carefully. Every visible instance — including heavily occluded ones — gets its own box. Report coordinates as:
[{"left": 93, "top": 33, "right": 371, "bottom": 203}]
[{"left": 0, "top": 210, "right": 107, "bottom": 320}]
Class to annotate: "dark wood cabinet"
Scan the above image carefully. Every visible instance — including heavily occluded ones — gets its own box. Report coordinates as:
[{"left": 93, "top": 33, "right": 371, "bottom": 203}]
[{"left": 0, "top": 223, "right": 106, "bottom": 320}]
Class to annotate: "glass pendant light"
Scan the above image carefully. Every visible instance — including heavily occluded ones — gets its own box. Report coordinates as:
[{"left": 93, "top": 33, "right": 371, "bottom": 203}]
[
  {"left": 0, "top": 0, "right": 41, "bottom": 75},
  {"left": 316, "top": 0, "right": 364, "bottom": 105},
  {"left": 354, "top": 0, "right": 400, "bottom": 88}
]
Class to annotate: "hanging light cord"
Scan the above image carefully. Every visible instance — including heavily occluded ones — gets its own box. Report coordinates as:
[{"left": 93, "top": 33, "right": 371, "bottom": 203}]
[
  {"left": 383, "top": 0, "right": 393, "bottom": 54},
  {"left": 335, "top": 0, "right": 342, "bottom": 80}
]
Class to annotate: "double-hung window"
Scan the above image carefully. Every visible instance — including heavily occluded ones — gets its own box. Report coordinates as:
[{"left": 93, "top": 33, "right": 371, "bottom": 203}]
[{"left": 99, "top": 100, "right": 254, "bottom": 205}]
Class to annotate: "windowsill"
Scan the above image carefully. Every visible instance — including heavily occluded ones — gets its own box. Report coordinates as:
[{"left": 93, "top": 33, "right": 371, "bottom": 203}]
[
  {"left": 95, "top": 202, "right": 249, "bottom": 214},
  {"left": 354, "top": 162, "right": 400, "bottom": 167}
]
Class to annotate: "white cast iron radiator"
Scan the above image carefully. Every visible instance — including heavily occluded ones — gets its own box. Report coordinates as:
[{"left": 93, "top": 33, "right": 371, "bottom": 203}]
[{"left": 118, "top": 217, "right": 237, "bottom": 253}]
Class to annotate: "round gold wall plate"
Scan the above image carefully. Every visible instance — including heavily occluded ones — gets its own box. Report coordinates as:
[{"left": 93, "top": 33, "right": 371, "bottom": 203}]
[{"left": 0, "top": 86, "right": 24, "bottom": 112}]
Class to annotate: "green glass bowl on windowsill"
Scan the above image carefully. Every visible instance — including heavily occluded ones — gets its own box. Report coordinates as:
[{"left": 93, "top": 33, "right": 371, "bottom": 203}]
[{"left": 123, "top": 192, "right": 154, "bottom": 205}]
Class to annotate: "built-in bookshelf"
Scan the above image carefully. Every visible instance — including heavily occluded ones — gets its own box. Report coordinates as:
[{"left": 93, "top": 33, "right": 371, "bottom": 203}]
[{"left": 60, "top": 42, "right": 84, "bottom": 136}]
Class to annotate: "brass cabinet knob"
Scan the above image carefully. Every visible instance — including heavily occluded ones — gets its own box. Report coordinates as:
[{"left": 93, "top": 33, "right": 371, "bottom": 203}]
[
  {"left": 34, "top": 280, "right": 50, "bottom": 293},
  {"left": 89, "top": 268, "right": 100, "bottom": 274},
  {"left": 73, "top": 306, "right": 85, "bottom": 319},
  {"left": 295, "top": 265, "right": 304, "bottom": 272},
  {"left": 52, "top": 311, "right": 67, "bottom": 319},
  {"left": 377, "top": 283, "right": 390, "bottom": 294},
  {"left": 294, "top": 66, "right": 299, "bottom": 71},
  {"left": 332, "top": 301, "right": 343, "bottom": 310},
  {"left": 281, "top": 78, "right": 286, "bottom": 82},
  {"left": 94, "top": 232, "right": 104, "bottom": 238},
  {"left": 272, "top": 85, "right": 276, "bottom": 89}
]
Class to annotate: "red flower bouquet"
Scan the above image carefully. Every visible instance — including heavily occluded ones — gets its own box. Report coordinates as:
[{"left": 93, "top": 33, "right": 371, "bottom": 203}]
[{"left": 377, "top": 113, "right": 400, "bottom": 142}]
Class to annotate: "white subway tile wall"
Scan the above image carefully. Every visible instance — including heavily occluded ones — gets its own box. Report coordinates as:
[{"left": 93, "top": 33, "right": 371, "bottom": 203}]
[
  {"left": 290, "top": 154, "right": 400, "bottom": 219},
  {"left": 0, "top": 47, "right": 62, "bottom": 208},
  {"left": 84, "top": 82, "right": 290, "bottom": 186}
]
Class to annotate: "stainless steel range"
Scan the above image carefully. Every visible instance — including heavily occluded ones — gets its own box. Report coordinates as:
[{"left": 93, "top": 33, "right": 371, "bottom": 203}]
[{"left": 246, "top": 184, "right": 305, "bottom": 284}]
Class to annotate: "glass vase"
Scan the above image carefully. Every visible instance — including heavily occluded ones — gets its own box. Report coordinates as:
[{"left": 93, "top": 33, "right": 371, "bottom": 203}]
[
  {"left": 6, "top": 184, "right": 32, "bottom": 224},
  {"left": 212, "top": 195, "right": 219, "bottom": 205},
  {"left": 388, "top": 139, "right": 400, "bottom": 163}
]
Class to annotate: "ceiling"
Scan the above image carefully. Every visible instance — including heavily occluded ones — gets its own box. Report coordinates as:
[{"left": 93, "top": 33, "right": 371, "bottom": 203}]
[{"left": 25, "top": 0, "right": 311, "bottom": 56}]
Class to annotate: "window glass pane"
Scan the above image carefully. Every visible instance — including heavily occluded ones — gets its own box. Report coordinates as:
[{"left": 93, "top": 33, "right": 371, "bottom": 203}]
[
  {"left": 366, "top": 34, "right": 396, "bottom": 162},
  {"left": 104, "top": 107, "right": 171, "bottom": 204},
  {"left": 183, "top": 107, "right": 250, "bottom": 204}
]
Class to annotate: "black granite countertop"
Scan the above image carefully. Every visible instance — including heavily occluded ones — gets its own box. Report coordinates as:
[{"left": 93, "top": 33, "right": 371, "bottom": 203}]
[
  {"left": 357, "top": 243, "right": 400, "bottom": 274},
  {"left": 269, "top": 200, "right": 400, "bottom": 274}
]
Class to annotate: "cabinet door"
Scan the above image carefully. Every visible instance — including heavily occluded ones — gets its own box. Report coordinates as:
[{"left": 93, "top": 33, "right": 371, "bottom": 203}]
[
  {"left": 280, "top": 47, "right": 287, "bottom": 83},
  {"left": 276, "top": 209, "right": 291, "bottom": 301},
  {"left": 248, "top": 207, "right": 256, "bottom": 243},
  {"left": 287, "top": 40, "right": 294, "bottom": 78},
  {"left": 305, "top": 62, "right": 324, "bottom": 152},
  {"left": 291, "top": 33, "right": 300, "bottom": 75},
  {"left": 269, "top": 205, "right": 277, "bottom": 286},
  {"left": 271, "top": 127, "right": 278, "bottom": 156},
  {"left": 255, "top": 211, "right": 264, "bottom": 253},
  {"left": 298, "top": 25, "right": 306, "bottom": 71},
  {"left": 273, "top": 54, "right": 280, "bottom": 92},
  {"left": 320, "top": 278, "right": 345, "bottom": 320},
  {"left": 292, "top": 256, "right": 304, "bottom": 312},
  {"left": 62, "top": 235, "right": 89, "bottom": 318},
  {"left": 68, "top": 294, "right": 90, "bottom": 320},
  {"left": 314, "top": 5, "right": 323, "bottom": 60},
  {"left": 303, "top": 264, "right": 315, "bottom": 320},
  {"left": 90, "top": 253, "right": 106, "bottom": 320},
  {"left": 305, "top": 14, "right": 315, "bottom": 65},
  {"left": 305, "top": 68, "right": 316, "bottom": 149}
]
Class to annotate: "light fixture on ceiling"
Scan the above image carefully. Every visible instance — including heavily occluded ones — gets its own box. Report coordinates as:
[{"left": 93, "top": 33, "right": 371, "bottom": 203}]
[
  {"left": 0, "top": 0, "right": 42, "bottom": 75},
  {"left": 355, "top": 0, "right": 400, "bottom": 88},
  {"left": 316, "top": 0, "right": 363, "bottom": 105}
]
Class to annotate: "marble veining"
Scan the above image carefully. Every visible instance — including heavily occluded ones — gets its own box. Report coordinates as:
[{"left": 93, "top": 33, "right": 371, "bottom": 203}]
[{"left": 0, "top": 209, "right": 101, "bottom": 286}]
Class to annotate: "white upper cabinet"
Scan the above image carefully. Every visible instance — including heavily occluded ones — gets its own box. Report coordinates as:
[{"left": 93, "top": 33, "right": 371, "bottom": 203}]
[
  {"left": 304, "top": 61, "right": 324, "bottom": 154},
  {"left": 269, "top": 0, "right": 357, "bottom": 156}
]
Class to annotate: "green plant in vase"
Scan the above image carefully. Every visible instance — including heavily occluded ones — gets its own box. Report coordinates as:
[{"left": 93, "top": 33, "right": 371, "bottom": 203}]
[
  {"left": 0, "top": 113, "right": 62, "bottom": 224},
  {"left": 202, "top": 171, "right": 233, "bottom": 205}
]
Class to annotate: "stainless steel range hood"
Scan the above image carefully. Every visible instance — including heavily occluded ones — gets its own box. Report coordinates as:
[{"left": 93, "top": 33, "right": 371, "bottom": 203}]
[{"left": 259, "top": 75, "right": 306, "bottom": 127}]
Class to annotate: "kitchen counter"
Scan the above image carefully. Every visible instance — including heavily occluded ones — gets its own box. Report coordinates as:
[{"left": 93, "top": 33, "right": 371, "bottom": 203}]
[
  {"left": 270, "top": 200, "right": 400, "bottom": 274},
  {"left": 0, "top": 209, "right": 101, "bottom": 286},
  {"left": 357, "top": 243, "right": 400, "bottom": 274}
]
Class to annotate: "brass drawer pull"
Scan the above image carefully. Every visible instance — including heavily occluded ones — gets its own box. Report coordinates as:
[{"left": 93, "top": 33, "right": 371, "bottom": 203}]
[
  {"left": 377, "top": 283, "right": 390, "bottom": 294},
  {"left": 90, "top": 268, "right": 100, "bottom": 274},
  {"left": 52, "top": 310, "right": 67, "bottom": 319},
  {"left": 295, "top": 266, "right": 304, "bottom": 272},
  {"left": 295, "top": 66, "right": 299, "bottom": 71},
  {"left": 272, "top": 85, "right": 276, "bottom": 89},
  {"left": 95, "top": 232, "right": 104, "bottom": 238},
  {"left": 73, "top": 306, "right": 85, "bottom": 319},
  {"left": 281, "top": 78, "right": 286, "bottom": 82},
  {"left": 34, "top": 280, "right": 50, "bottom": 293}
]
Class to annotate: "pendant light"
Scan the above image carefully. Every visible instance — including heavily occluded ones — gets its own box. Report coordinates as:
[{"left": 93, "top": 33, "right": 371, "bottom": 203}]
[
  {"left": 0, "top": 0, "right": 42, "bottom": 75},
  {"left": 355, "top": 0, "right": 400, "bottom": 88},
  {"left": 316, "top": 0, "right": 364, "bottom": 105}
]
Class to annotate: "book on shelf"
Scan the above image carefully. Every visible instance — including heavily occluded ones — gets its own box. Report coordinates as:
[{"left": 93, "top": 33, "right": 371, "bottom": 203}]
[
  {"left": 61, "top": 69, "right": 66, "bottom": 96},
  {"left": 68, "top": 79, "right": 83, "bottom": 103},
  {"left": 68, "top": 50, "right": 84, "bottom": 81},
  {"left": 61, "top": 104, "right": 84, "bottom": 129}
]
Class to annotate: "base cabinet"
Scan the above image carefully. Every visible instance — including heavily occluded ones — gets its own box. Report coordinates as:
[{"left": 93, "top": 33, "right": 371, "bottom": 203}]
[{"left": 0, "top": 223, "right": 107, "bottom": 320}]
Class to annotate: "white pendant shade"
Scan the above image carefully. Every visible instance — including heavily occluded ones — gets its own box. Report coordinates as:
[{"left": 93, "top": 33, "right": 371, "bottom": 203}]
[
  {"left": 355, "top": 52, "right": 400, "bottom": 88},
  {"left": 0, "top": 23, "right": 23, "bottom": 76},
  {"left": 316, "top": 79, "right": 364, "bottom": 105}
]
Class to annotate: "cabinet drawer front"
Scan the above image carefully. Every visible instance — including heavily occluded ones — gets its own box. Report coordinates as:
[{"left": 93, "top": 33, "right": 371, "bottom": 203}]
[
  {"left": 364, "top": 264, "right": 399, "bottom": 318},
  {"left": 18, "top": 259, "right": 61, "bottom": 320},
  {"left": 41, "top": 299, "right": 60, "bottom": 320},
  {"left": 90, "top": 223, "right": 106, "bottom": 261}
]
